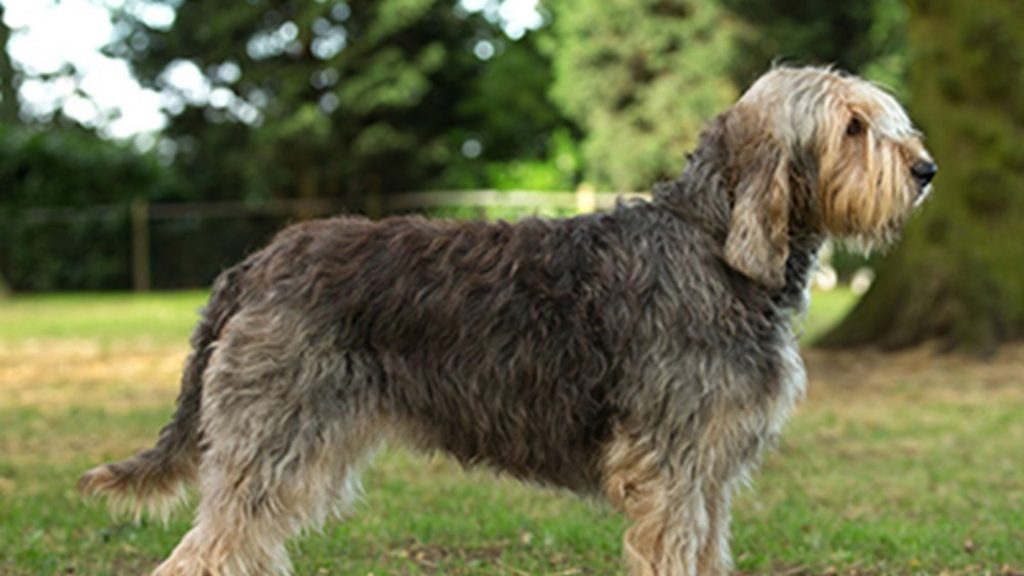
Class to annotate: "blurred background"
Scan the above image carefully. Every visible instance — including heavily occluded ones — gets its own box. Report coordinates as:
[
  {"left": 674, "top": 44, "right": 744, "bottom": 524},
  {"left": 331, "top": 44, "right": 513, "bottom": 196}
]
[
  {"left": 0, "top": 0, "right": 1021, "bottom": 353},
  {"left": 0, "top": 0, "right": 1021, "bottom": 354},
  {"left": 0, "top": 1, "right": 1021, "bottom": 574}
]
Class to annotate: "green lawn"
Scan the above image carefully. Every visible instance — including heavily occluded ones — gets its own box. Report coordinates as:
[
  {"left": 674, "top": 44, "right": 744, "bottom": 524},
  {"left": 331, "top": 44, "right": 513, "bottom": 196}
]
[
  {"left": 0, "top": 291, "right": 208, "bottom": 345},
  {"left": 0, "top": 288, "right": 855, "bottom": 346},
  {"left": 1, "top": 290, "right": 1021, "bottom": 575}
]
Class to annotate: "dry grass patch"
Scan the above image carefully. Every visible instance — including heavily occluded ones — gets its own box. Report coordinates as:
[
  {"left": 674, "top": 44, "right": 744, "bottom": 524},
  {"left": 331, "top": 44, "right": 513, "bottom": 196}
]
[{"left": 0, "top": 341, "right": 184, "bottom": 411}]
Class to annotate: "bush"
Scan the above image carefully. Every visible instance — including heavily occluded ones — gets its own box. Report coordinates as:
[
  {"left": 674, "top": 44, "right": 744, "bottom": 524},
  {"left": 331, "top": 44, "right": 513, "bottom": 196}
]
[{"left": 0, "top": 127, "right": 184, "bottom": 291}]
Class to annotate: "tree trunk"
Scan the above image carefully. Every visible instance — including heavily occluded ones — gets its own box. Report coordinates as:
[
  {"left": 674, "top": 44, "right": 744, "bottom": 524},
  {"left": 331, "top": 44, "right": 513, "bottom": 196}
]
[
  {"left": 0, "top": 7, "right": 17, "bottom": 123},
  {"left": 819, "top": 0, "right": 1024, "bottom": 355}
]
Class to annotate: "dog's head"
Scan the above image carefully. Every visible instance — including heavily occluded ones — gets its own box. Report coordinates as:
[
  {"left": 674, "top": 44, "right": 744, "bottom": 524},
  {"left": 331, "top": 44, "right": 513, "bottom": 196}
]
[{"left": 720, "top": 66, "right": 934, "bottom": 287}]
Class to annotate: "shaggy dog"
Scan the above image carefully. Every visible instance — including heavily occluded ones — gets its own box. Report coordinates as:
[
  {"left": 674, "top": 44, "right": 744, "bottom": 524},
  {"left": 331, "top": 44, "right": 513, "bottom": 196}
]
[{"left": 81, "top": 66, "right": 935, "bottom": 575}]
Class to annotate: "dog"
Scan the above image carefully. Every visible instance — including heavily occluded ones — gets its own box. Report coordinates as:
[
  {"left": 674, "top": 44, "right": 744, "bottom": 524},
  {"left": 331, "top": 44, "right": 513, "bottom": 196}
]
[{"left": 81, "top": 66, "right": 935, "bottom": 575}]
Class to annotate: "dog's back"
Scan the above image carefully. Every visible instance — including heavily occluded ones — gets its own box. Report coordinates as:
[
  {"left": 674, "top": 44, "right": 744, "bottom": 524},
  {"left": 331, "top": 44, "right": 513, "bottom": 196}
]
[{"left": 241, "top": 211, "right": 639, "bottom": 492}]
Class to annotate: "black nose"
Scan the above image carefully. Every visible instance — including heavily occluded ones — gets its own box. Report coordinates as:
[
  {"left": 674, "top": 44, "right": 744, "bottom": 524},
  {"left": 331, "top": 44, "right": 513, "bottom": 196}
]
[{"left": 911, "top": 160, "right": 938, "bottom": 186}]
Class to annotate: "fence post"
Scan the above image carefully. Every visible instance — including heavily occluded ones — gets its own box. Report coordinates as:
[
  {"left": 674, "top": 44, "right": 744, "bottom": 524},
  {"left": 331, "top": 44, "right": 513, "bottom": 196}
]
[
  {"left": 131, "top": 197, "right": 151, "bottom": 292},
  {"left": 364, "top": 193, "right": 383, "bottom": 219},
  {"left": 575, "top": 183, "right": 596, "bottom": 214}
]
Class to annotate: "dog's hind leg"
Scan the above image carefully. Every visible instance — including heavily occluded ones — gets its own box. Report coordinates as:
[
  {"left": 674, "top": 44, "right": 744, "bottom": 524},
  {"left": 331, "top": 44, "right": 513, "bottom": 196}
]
[{"left": 153, "top": 310, "right": 380, "bottom": 576}]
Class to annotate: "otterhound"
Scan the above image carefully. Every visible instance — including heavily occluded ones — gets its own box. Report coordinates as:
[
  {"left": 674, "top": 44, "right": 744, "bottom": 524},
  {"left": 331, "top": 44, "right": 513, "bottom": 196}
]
[{"left": 81, "top": 66, "right": 935, "bottom": 575}]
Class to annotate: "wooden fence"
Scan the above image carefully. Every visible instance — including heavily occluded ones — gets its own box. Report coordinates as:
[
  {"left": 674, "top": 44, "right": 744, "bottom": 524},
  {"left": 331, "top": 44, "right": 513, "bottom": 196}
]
[
  {"left": 99, "top": 188, "right": 647, "bottom": 290},
  {"left": 7, "top": 189, "right": 863, "bottom": 294}
]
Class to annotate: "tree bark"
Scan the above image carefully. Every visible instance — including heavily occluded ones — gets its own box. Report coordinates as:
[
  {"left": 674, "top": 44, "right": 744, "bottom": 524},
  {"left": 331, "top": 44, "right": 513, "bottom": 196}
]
[
  {"left": 819, "top": 0, "right": 1024, "bottom": 355},
  {"left": 0, "top": 7, "right": 18, "bottom": 124}
]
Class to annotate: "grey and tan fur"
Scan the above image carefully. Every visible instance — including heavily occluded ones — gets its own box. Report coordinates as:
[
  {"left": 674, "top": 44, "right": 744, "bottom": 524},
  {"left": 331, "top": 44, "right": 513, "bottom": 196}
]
[{"left": 80, "top": 66, "right": 936, "bottom": 575}]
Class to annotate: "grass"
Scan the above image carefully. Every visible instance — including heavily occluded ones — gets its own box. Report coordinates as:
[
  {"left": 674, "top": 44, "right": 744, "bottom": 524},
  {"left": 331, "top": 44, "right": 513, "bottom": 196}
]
[
  {"left": 1, "top": 290, "right": 1022, "bottom": 575},
  {"left": 0, "top": 291, "right": 207, "bottom": 345}
]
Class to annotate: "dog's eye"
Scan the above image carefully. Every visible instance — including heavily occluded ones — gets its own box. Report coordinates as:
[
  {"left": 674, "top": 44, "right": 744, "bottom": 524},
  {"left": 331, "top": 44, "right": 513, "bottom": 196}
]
[{"left": 846, "top": 117, "right": 864, "bottom": 137}]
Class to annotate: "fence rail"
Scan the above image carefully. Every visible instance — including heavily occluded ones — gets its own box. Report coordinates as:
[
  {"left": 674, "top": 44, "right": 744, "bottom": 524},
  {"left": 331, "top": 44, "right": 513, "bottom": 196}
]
[{"left": 5, "top": 188, "right": 651, "bottom": 291}]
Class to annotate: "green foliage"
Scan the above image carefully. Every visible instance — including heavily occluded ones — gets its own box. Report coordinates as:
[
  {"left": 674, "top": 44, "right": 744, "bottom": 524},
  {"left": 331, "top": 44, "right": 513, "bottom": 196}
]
[
  {"left": 429, "top": 31, "right": 581, "bottom": 192},
  {"left": 547, "top": 0, "right": 740, "bottom": 191},
  {"left": 720, "top": 0, "right": 909, "bottom": 97},
  {"left": 108, "top": 1, "right": 569, "bottom": 206},
  {"left": 546, "top": 0, "right": 912, "bottom": 192},
  {"left": 484, "top": 156, "right": 573, "bottom": 193},
  {"left": 457, "top": 33, "right": 565, "bottom": 162},
  {"left": 110, "top": 1, "right": 468, "bottom": 201},
  {"left": 0, "top": 2, "right": 580, "bottom": 290},
  {"left": 436, "top": 127, "right": 581, "bottom": 192},
  {"left": 0, "top": 128, "right": 183, "bottom": 291},
  {"left": 0, "top": 0, "right": 992, "bottom": 297},
  {"left": 725, "top": 1, "right": 878, "bottom": 76},
  {"left": 860, "top": 0, "right": 909, "bottom": 98}
]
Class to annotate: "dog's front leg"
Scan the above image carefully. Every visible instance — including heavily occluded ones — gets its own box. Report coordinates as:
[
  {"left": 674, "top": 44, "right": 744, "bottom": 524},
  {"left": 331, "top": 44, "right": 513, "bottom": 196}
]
[
  {"left": 603, "top": 430, "right": 706, "bottom": 576},
  {"left": 695, "top": 476, "right": 735, "bottom": 576}
]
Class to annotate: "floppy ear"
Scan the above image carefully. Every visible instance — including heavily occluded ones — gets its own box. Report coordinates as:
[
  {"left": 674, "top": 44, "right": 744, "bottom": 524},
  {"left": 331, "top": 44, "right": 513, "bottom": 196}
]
[{"left": 723, "top": 130, "right": 792, "bottom": 288}]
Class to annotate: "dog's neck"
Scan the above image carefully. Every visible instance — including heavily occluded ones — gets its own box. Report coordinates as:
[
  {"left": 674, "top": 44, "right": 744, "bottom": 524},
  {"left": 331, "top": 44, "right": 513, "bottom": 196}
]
[
  {"left": 777, "top": 232, "right": 824, "bottom": 314},
  {"left": 651, "top": 118, "right": 825, "bottom": 312},
  {"left": 651, "top": 117, "right": 734, "bottom": 240}
]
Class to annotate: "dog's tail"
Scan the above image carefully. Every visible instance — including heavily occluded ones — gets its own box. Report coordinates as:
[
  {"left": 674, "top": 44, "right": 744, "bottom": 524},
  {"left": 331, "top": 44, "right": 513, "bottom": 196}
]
[{"left": 78, "top": 263, "right": 248, "bottom": 519}]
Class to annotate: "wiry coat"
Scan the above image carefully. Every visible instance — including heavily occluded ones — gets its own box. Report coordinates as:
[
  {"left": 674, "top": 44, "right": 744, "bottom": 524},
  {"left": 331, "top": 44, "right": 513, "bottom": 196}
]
[
  {"left": 212, "top": 119, "right": 811, "bottom": 490},
  {"left": 80, "top": 66, "right": 934, "bottom": 576}
]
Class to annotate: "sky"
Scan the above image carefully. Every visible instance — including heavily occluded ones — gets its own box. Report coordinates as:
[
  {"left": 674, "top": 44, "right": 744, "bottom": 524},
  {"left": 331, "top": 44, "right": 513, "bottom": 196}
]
[
  {"left": 1, "top": 0, "right": 544, "bottom": 142},
  {"left": 3, "top": 0, "right": 173, "bottom": 139}
]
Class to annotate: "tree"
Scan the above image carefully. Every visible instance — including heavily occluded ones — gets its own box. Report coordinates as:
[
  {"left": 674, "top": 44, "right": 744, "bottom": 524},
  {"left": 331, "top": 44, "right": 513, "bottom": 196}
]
[
  {"left": 108, "top": 0, "right": 566, "bottom": 207},
  {"left": 427, "top": 28, "right": 581, "bottom": 192},
  {"left": 547, "top": 0, "right": 739, "bottom": 192},
  {"left": 110, "top": 0, "right": 477, "bottom": 204},
  {"left": 545, "top": 0, "right": 908, "bottom": 194},
  {"left": 0, "top": 7, "right": 17, "bottom": 124},
  {"left": 0, "top": 9, "right": 15, "bottom": 293},
  {"left": 723, "top": 0, "right": 906, "bottom": 89},
  {"left": 820, "top": 0, "right": 1024, "bottom": 354}
]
